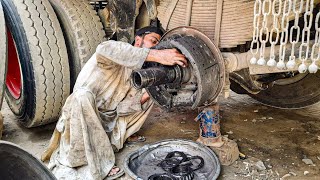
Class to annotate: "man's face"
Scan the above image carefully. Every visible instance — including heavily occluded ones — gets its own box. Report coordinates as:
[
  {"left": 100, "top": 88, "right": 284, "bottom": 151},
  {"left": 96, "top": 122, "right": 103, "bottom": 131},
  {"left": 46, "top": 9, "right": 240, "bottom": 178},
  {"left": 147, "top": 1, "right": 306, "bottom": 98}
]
[{"left": 134, "top": 32, "right": 161, "bottom": 48}]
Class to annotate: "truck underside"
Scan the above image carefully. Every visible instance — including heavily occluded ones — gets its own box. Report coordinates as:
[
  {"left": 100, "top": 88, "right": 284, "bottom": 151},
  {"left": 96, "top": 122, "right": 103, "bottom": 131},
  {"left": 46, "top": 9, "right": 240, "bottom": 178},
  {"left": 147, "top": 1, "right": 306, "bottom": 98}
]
[{"left": 109, "top": 0, "right": 320, "bottom": 109}]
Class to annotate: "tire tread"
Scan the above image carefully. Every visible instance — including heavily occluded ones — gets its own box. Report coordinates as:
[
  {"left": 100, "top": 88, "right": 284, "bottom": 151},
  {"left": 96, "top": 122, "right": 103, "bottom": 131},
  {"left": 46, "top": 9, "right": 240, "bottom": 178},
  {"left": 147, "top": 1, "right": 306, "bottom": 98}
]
[
  {"left": 52, "top": 0, "right": 105, "bottom": 70},
  {"left": 5, "top": 0, "right": 70, "bottom": 127}
]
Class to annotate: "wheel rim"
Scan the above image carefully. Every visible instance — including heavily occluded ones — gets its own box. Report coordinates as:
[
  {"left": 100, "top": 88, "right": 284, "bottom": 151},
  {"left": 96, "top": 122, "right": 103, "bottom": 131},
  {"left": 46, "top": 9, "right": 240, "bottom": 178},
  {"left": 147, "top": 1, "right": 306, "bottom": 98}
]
[{"left": 6, "top": 28, "right": 22, "bottom": 99}]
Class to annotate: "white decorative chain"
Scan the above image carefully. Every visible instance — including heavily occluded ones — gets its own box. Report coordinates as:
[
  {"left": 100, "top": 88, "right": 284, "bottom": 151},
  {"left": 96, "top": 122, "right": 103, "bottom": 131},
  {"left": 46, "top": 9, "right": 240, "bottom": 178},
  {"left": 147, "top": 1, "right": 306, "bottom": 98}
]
[
  {"left": 250, "top": 0, "right": 318, "bottom": 73},
  {"left": 310, "top": 12, "right": 320, "bottom": 73},
  {"left": 267, "top": 0, "right": 282, "bottom": 67},
  {"left": 286, "top": 0, "right": 303, "bottom": 69},
  {"left": 250, "top": 0, "right": 262, "bottom": 65},
  {"left": 298, "top": 0, "right": 314, "bottom": 73},
  {"left": 277, "top": 0, "right": 292, "bottom": 69},
  {"left": 257, "top": 0, "right": 272, "bottom": 66}
]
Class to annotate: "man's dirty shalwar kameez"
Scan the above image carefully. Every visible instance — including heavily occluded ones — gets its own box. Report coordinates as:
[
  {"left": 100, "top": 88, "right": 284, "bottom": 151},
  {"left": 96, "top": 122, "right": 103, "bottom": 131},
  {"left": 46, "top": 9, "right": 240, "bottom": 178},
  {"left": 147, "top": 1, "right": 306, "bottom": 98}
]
[{"left": 42, "top": 40, "right": 153, "bottom": 180}]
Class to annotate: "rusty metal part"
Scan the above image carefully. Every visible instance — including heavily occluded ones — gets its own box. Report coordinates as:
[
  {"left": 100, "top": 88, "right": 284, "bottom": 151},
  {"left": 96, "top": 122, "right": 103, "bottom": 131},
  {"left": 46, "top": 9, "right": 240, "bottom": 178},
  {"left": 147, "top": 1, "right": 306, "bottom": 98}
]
[
  {"left": 108, "top": 0, "right": 136, "bottom": 42},
  {"left": 142, "top": 0, "right": 158, "bottom": 20},
  {"left": 136, "top": 0, "right": 159, "bottom": 29},
  {"left": 108, "top": 0, "right": 159, "bottom": 42},
  {"left": 229, "top": 69, "right": 265, "bottom": 94}
]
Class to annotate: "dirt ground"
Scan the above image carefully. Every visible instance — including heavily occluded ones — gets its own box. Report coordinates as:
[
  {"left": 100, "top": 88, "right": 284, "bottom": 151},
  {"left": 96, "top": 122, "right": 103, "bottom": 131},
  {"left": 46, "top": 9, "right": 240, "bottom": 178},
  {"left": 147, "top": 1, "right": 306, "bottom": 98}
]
[{"left": 1, "top": 91, "right": 320, "bottom": 179}]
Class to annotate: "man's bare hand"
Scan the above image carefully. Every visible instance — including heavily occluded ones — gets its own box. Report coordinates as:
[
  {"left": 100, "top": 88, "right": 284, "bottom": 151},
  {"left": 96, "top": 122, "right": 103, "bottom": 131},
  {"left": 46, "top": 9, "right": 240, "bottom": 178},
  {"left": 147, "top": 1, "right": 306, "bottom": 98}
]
[{"left": 147, "top": 49, "right": 188, "bottom": 67}]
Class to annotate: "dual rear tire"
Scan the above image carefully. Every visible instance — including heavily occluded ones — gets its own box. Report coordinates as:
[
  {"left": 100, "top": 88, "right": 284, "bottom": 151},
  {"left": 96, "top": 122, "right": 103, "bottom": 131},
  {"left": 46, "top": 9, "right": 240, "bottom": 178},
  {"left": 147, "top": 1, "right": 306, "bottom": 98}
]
[
  {"left": 2, "top": 0, "right": 70, "bottom": 127},
  {"left": 1, "top": 0, "right": 105, "bottom": 127},
  {"left": 48, "top": 0, "right": 106, "bottom": 87}
]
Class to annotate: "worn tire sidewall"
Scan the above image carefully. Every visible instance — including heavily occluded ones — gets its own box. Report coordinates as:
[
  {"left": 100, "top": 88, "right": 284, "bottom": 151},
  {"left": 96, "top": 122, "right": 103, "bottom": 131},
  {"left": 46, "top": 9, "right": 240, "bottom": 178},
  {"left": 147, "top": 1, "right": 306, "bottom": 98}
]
[
  {"left": 2, "top": 0, "right": 36, "bottom": 121},
  {"left": 49, "top": 0, "right": 81, "bottom": 86},
  {"left": 0, "top": 0, "right": 7, "bottom": 110}
]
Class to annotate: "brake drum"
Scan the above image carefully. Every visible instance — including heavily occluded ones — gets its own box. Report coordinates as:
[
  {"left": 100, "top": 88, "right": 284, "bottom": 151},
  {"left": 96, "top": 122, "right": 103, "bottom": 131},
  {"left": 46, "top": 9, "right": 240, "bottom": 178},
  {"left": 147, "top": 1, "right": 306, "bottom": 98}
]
[
  {"left": 146, "top": 27, "right": 225, "bottom": 109},
  {"left": 124, "top": 139, "right": 221, "bottom": 180}
]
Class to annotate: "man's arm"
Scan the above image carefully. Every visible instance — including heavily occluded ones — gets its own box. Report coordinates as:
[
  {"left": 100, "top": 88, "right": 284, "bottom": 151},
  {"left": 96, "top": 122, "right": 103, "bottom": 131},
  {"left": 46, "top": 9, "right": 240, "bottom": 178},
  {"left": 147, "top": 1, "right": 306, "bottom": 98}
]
[
  {"left": 96, "top": 40, "right": 188, "bottom": 69},
  {"left": 96, "top": 40, "right": 149, "bottom": 69}
]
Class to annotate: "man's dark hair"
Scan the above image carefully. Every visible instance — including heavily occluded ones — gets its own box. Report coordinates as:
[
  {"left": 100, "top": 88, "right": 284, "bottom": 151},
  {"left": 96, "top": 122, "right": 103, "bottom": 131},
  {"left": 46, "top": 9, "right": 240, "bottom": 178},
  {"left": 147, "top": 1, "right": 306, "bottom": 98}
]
[{"left": 135, "top": 26, "right": 164, "bottom": 37}]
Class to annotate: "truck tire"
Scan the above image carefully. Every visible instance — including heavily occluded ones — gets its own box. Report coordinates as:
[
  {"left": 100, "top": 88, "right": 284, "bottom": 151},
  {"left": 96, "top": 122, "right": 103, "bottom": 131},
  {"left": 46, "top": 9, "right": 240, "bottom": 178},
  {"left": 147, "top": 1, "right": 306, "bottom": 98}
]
[
  {"left": 249, "top": 73, "right": 320, "bottom": 109},
  {"left": 48, "top": 0, "right": 106, "bottom": 87},
  {"left": 2, "top": 0, "right": 70, "bottom": 127},
  {"left": 0, "top": 1, "right": 6, "bottom": 138},
  {"left": 0, "top": 0, "right": 7, "bottom": 110}
]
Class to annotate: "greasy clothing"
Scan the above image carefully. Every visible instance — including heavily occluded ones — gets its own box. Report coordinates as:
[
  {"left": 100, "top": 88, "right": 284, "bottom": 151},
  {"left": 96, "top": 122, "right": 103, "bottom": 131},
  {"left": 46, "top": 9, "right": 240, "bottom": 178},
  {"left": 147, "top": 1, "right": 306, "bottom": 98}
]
[{"left": 42, "top": 40, "right": 153, "bottom": 180}]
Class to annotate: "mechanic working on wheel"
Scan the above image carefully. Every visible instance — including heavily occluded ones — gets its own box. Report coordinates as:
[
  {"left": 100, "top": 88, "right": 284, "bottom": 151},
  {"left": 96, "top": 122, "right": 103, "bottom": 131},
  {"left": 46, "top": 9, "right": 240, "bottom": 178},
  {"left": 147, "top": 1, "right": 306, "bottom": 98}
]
[
  {"left": 41, "top": 26, "right": 239, "bottom": 180},
  {"left": 41, "top": 26, "right": 187, "bottom": 180}
]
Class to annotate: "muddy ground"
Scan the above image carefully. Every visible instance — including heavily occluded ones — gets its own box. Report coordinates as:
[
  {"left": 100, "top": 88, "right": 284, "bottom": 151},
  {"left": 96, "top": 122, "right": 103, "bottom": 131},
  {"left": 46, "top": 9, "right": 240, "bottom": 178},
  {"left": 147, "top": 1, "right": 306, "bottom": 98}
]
[{"left": 1, "top": 91, "right": 320, "bottom": 179}]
